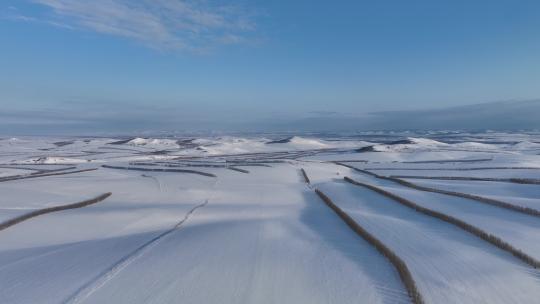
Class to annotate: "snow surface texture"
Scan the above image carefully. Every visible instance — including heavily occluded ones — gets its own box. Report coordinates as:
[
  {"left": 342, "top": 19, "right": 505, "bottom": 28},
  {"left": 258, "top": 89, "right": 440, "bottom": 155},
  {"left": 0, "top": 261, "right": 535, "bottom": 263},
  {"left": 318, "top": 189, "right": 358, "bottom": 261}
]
[{"left": 0, "top": 132, "right": 539, "bottom": 304}]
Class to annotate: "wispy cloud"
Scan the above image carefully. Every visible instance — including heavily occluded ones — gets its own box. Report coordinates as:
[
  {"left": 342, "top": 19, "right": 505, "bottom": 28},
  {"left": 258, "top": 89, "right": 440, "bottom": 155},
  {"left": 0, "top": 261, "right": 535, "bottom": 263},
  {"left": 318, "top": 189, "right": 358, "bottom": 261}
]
[{"left": 23, "top": 0, "right": 257, "bottom": 51}]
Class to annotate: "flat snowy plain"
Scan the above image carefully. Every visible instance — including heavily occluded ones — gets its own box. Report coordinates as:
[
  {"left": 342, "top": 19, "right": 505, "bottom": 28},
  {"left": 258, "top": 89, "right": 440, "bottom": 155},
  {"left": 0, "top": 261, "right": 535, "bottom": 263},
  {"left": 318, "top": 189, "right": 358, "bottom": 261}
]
[{"left": 0, "top": 132, "right": 539, "bottom": 304}]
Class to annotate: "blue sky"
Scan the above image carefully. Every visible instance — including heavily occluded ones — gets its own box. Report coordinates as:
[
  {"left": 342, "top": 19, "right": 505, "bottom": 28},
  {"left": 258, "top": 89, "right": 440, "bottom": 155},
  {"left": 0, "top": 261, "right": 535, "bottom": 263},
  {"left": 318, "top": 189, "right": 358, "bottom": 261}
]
[{"left": 1, "top": 0, "right": 540, "bottom": 133}]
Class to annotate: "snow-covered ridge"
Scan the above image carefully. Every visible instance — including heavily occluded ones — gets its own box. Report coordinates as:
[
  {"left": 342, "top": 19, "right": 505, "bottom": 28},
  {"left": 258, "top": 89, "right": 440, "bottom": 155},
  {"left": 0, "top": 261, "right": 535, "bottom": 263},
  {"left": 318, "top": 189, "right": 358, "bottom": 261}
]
[
  {"left": 404, "top": 137, "right": 448, "bottom": 146},
  {"left": 127, "top": 138, "right": 180, "bottom": 148},
  {"left": 288, "top": 136, "right": 330, "bottom": 148},
  {"left": 359, "top": 137, "right": 448, "bottom": 152},
  {"left": 121, "top": 136, "right": 372, "bottom": 155},
  {"left": 512, "top": 141, "right": 540, "bottom": 150},
  {"left": 357, "top": 137, "right": 518, "bottom": 153}
]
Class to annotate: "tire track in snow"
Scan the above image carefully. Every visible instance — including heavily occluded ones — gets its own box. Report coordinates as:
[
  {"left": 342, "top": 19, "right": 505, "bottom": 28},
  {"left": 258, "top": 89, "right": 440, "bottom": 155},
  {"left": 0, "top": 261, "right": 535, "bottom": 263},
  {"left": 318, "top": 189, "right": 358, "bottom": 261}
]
[
  {"left": 63, "top": 178, "right": 219, "bottom": 304},
  {"left": 141, "top": 174, "right": 163, "bottom": 192},
  {"left": 63, "top": 199, "right": 210, "bottom": 304}
]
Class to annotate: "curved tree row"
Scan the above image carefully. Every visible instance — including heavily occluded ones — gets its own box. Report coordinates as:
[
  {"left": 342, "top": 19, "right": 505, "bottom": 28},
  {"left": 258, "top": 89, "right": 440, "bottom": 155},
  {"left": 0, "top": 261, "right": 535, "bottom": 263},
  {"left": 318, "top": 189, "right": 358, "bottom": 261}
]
[
  {"left": 0, "top": 192, "right": 112, "bottom": 232},
  {"left": 390, "top": 175, "right": 540, "bottom": 185},
  {"left": 335, "top": 162, "right": 540, "bottom": 218},
  {"left": 314, "top": 189, "right": 424, "bottom": 304},
  {"left": 344, "top": 177, "right": 540, "bottom": 269}
]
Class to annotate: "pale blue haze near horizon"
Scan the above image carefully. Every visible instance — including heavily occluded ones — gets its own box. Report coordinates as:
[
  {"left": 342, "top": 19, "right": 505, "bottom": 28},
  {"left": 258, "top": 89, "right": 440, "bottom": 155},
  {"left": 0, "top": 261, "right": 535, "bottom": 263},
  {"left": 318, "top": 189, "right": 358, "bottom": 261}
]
[{"left": 1, "top": 0, "right": 540, "bottom": 134}]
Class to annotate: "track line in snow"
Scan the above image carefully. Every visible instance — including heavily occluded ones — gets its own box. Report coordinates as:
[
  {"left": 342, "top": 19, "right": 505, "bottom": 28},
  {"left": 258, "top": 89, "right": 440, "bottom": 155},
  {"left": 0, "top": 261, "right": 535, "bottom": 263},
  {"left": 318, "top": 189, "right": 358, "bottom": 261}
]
[
  {"left": 63, "top": 177, "right": 219, "bottom": 304},
  {"left": 141, "top": 174, "right": 163, "bottom": 192},
  {"left": 62, "top": 199, "right": 210, "bottom": 304}
]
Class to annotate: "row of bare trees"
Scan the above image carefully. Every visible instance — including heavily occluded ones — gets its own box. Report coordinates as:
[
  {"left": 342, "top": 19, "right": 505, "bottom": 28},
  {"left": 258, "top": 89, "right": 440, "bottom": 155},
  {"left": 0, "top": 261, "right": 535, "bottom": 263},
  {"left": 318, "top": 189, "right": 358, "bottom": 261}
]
[
  {"left": 344, "top": 177, "right": 540, "bottom": 269},
  {"left": 0, "top": 193, "right": 112, "bottom": 232},
  {"left": 228, "top": 167, "right": 250, "bottom": 174},
  {"left": 335, "top": 162, "right": 540, "bottom": 218},
  {"left": 389, "top": 175, "right": 540, "bottom": 185},
  {"left": 301, "top": 166, "right": 423, "bottom": 303},
  {"left": 314, "top": 189, "right": 424, "bottom": 304},
  {"left": 0, "top": 168, "right": 97, "bottom": 183},
  {"left": 300, "top": 168, "right": 310, "bottom": 184},
  {"left": 388, "top": 177, "right": 540, "bottom": 218},
  {"left": 102, "top": 165, "right": 216, "bottom": 177}
]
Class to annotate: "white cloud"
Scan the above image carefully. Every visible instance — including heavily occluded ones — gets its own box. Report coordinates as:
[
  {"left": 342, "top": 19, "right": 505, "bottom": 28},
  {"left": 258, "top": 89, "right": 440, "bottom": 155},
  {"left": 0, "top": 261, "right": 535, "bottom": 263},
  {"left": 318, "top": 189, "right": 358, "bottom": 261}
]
[{"left": 30, "top": 0, "right": 257, "bottom": 51}]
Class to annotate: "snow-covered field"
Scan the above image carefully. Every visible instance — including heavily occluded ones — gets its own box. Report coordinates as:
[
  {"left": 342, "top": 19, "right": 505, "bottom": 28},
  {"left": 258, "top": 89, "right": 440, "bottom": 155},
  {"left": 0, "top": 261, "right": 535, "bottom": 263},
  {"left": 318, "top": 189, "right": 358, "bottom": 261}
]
[{"left": 1, "top": 132, "right": 539, "bottom": 303}]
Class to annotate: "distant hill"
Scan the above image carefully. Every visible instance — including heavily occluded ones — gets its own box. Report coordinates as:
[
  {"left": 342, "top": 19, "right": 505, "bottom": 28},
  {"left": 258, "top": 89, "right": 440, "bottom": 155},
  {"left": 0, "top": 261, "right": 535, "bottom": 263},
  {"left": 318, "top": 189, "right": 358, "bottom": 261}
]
[{"left": 2, "top": 100, "right": 539, "bottom": 135}]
